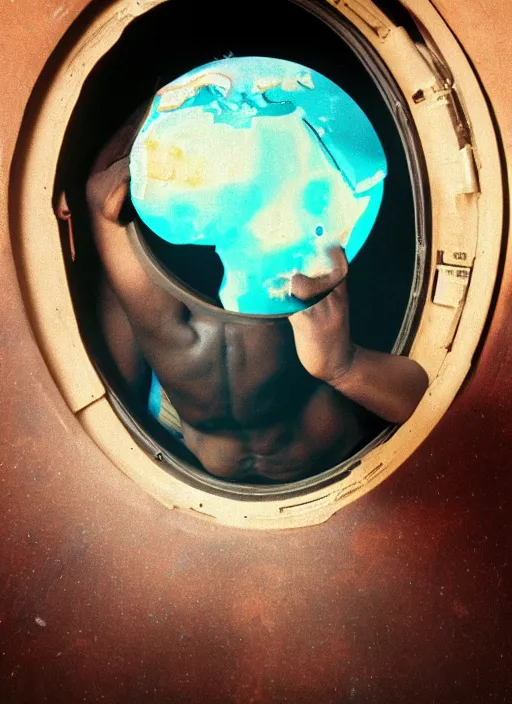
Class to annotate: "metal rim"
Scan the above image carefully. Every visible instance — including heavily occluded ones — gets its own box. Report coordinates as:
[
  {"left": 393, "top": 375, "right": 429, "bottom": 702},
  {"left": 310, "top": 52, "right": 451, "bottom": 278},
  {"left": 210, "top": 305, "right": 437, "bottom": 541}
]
[
  {"left": 9, "top": 0, "right": 504, "bottom": 528},
  {"left": 93, "top": 0, "right": 429, "bottom": 499}
]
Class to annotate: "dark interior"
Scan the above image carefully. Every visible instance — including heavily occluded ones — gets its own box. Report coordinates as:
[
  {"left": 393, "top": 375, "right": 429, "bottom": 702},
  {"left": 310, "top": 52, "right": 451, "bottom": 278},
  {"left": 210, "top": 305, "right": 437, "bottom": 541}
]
[{"left": 54, "top": 0, "right": 417, "bottom": 482}]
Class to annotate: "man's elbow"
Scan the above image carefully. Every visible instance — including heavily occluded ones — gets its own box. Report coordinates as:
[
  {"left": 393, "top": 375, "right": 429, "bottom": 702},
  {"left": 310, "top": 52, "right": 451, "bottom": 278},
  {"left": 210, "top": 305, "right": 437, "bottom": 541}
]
[{"left": 397, "top": 361, "right": 429, "bottom": 423}]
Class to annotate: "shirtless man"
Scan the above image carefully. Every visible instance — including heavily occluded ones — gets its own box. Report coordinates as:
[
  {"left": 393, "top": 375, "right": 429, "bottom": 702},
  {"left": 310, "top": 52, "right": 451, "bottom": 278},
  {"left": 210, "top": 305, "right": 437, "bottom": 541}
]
[{"left": 86, "top": 115, "right": 428, "bottom": 483}]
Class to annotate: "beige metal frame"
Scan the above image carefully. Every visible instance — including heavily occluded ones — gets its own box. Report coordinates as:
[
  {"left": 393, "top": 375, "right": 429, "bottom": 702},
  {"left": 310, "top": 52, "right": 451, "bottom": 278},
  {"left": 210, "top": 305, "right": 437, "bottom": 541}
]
[{"left": 10, "top": 0, "right": 503, "bottom": 528}]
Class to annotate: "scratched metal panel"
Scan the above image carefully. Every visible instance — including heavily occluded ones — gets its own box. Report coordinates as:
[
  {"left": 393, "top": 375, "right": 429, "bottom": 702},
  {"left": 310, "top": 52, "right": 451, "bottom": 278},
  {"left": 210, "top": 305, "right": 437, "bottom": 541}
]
[{"left": 0, "top": 1, "right": 511, "bottom": 702}]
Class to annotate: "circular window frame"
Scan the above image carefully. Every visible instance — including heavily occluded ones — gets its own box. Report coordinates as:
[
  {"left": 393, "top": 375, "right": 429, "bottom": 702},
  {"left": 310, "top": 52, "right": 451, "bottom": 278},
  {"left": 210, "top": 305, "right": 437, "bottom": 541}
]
[{"left": 10, "top": 0, "right": 503, "bottom": 529}]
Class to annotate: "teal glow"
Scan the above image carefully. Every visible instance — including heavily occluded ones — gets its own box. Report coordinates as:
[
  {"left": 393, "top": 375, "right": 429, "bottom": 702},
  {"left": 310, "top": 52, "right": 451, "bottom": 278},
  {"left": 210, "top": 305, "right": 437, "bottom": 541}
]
[{"left": 130, "top": 57, "right": 387, "bottom": 314}]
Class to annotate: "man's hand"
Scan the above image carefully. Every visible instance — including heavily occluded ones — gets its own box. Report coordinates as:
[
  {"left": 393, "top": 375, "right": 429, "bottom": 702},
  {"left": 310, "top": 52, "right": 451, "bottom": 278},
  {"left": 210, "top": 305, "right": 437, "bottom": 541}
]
[
  {"left": 86, "top": 102, "right": 150, "bottom": 223},
  {"left": 289, "top": 246, "right": 429, "bottom": 423},
  {"left": 86, "top": 156, "right": 131, "bottom": 224},
  {"left": 289, "top": 247, "right": 355, "bottom": 386}
]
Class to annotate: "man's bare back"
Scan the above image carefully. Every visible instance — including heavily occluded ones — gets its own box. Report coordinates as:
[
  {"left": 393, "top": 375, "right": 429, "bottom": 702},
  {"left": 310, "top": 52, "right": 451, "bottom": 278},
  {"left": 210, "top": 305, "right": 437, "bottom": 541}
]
[{"left": 85, "top": 117, "right": 428, "bottom": 483}]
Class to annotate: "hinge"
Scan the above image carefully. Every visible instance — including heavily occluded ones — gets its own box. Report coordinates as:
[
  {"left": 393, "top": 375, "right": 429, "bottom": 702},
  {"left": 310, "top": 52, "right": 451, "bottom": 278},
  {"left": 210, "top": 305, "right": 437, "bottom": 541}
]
[
  {"left": 329, "top": 0, "right": 391, "bottom": 39},
  {"left": 56, "top": 192, "right": 76, "bottom": 262}
]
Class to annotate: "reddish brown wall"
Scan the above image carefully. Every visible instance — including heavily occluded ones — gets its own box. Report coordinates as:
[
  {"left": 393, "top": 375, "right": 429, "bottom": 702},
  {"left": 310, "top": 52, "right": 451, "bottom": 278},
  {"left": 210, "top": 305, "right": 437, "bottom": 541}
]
[{"left": 0, "top": 1, "right": 511, "bottom": 702}]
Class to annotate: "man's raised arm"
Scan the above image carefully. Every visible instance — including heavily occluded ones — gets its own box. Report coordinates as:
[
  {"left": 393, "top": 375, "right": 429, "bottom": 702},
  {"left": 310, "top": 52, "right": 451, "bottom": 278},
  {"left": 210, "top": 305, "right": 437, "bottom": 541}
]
[{"left": 289, "top": 248, "right": 428, "bottom": 424}]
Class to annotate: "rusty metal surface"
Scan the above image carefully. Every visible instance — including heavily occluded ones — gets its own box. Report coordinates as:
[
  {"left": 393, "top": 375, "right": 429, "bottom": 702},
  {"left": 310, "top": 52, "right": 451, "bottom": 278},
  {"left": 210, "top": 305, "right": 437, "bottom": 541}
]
[{"left": 0, "top": 1, "right": 511, "bottom": 702}]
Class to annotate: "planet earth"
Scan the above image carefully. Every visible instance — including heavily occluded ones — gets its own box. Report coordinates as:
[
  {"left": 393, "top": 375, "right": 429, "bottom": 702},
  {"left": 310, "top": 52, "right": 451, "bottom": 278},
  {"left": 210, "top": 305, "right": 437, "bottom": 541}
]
[{"left": 130, "top": 56, "right": 387, "bottom": 315}]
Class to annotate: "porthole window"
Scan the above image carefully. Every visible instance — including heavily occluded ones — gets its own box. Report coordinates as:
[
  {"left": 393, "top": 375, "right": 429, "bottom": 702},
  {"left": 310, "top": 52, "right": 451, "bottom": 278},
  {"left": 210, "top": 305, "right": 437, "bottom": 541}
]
[{"left": 11, "top": 0, "right": 503, "bottom": 528}]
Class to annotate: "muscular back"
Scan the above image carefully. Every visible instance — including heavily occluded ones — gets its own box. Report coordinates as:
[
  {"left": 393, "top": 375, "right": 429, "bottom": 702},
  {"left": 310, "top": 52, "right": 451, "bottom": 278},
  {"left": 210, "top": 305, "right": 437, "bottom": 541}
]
[{"left": 86, "top": 125, "right": 368, "bottom": 483}]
